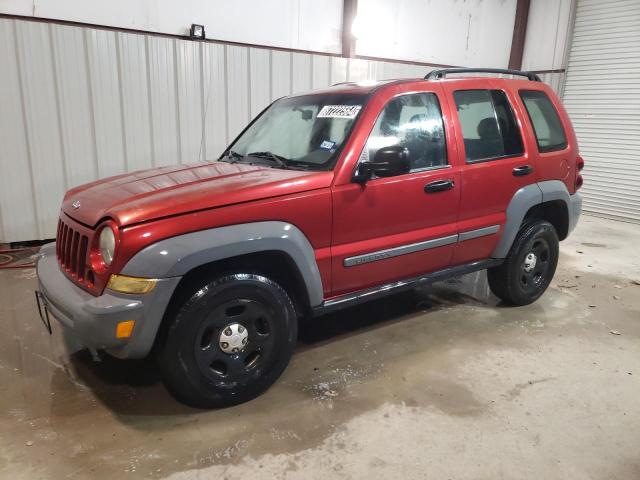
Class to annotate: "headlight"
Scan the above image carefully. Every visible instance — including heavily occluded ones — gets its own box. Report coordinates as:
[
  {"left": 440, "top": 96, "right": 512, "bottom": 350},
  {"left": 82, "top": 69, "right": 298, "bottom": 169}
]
[{"left": 99, "top": 226, "right": 116, "bottom": 266}]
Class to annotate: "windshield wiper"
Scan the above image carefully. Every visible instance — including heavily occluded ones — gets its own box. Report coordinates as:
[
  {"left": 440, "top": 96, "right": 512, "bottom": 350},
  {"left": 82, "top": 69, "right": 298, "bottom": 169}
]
[{"left": 246, "top": 151, "right": 289, "bottom": 169}]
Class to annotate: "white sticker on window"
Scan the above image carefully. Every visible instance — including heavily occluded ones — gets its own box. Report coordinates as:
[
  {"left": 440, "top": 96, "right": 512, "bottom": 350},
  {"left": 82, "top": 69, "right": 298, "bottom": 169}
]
[
  {"left": 317, "top": 105, "right": 362, "bottom": 119},
  {"left": 320, "top": 140, "right": 336, "bottom": 150}
]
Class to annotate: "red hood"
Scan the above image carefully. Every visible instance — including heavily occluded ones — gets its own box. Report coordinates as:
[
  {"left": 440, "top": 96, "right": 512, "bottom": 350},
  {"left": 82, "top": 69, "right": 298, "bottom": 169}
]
[{"left": 62, "top": 162, "right": 333, "bottom": 227}]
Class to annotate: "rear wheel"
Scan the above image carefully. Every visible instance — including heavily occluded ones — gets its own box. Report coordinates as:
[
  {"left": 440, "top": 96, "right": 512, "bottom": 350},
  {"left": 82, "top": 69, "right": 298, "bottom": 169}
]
[
  {"left": 157, "top": 273, "right": 297, "bottom": 408},
  {"left": 488, "top": 220, "right": 559, "bottom": 306}
]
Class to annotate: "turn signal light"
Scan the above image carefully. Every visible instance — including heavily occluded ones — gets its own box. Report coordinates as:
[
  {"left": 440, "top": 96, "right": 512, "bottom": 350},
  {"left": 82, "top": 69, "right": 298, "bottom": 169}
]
[
  {"left": 576, "top": 155, "right": 585, "bottom": 171},
  {"left": 576, "top": 174, "right": 584, "bottom": 190},
  {"left": 107, "top": 274, "right": 157, "bottom": 294},
  {"left": 116, "top": 320, "right": 136, "bottom": 339}
]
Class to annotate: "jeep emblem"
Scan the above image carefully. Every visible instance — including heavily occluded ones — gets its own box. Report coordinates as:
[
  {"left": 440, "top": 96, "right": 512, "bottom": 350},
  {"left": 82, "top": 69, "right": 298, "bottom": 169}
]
[{"left": 72, "top": 200, "right": 81, "bottom": 209}]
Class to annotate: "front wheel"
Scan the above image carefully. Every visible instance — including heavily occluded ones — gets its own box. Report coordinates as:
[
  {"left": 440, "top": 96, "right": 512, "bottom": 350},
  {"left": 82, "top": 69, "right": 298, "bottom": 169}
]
[
  {"left": 488, "top": 220, "right": 559, "bottom": 306},
  {"left": 157, "top": 273, "right": 297, "bottom": 408}
]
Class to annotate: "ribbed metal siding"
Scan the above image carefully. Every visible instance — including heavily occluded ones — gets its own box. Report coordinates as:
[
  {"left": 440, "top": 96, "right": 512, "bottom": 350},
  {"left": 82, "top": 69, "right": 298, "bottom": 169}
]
[
  {"left": 562, "top": 0, "right": 640, "bottom": 222},
  {"left": 0, "top": 17, "right": 565, "bottom": 242}
]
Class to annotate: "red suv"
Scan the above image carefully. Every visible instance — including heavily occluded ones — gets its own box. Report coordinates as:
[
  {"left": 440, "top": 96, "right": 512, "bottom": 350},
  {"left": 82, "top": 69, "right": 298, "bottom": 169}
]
[{"left": 36, "top": 68, "right": 583, "bottom": 408}]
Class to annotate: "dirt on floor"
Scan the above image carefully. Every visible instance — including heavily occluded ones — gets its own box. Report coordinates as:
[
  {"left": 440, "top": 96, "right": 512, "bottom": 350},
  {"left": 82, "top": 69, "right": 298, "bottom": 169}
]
[{"left": 0, "top": 214, "right": 639, "bottom": 479}]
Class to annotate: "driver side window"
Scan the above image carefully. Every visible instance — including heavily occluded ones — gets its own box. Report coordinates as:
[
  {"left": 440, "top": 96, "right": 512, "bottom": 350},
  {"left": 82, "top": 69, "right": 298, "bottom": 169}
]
[{"left": 362, "top": 92, "right": 447, "bottom": 174}]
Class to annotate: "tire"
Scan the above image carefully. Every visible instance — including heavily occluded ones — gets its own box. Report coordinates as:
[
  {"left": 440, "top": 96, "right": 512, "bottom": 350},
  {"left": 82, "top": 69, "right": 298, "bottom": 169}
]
[
  {"left": 157, "top": 273, "right": 297, "bottom": 408},
  {"left": 488, "top": 220, "right": 559, "bottom": 306}
]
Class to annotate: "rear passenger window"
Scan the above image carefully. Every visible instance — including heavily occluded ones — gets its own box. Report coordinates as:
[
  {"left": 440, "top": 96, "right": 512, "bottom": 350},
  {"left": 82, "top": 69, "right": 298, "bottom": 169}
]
[
  {"left": 364, "top": 92, "right": 447, "bottom": 172},
  {"left": 454, "top": 90, "right": 524, "bottom": 162},
  {"left": 520, "top": 90, "right": 567, "bottom": 152}
]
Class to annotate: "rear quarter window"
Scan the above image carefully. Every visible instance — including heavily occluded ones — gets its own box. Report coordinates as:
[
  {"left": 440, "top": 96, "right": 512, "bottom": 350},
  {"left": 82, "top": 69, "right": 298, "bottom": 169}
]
[{"left": 519, "top": 90, "right": 567, "bottom": 152}]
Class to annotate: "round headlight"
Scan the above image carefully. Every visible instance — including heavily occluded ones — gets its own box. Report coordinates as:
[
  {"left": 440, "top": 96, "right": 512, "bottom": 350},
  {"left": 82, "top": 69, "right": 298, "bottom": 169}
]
[{"left": 99, "top": 226, "right": 116, "bottom": 266}]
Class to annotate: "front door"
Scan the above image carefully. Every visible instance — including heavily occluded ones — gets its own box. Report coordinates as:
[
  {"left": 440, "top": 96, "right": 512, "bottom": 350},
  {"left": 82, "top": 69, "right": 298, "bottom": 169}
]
[{"left": 330, "top": 89, "right": 461, "bottom": 297}]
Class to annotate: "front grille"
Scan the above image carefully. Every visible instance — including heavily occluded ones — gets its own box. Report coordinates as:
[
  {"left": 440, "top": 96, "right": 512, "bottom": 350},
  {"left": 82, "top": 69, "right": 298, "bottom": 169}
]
[{"left": 56, "top": 217, "right": 90, "bottom": 282}]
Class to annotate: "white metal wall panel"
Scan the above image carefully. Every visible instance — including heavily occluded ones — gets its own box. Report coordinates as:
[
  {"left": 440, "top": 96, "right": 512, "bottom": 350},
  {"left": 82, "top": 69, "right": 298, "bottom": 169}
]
[
  {"left": 50, "top": 24, "right": 97, "bottom": 189},
  {"left": 0, "top": 20, "right": 37, "bottom": 241},
  {"left": 248, "top": 48, "right": 270, "bottom": 118},
  {"left": 271, "top": 51, "right": 292, "bottom": 100},
  {"left": 226, "top": 46, "right": 250, "bottom": 142},
  {"left": 175, "top": 40, "right": 204, "bottom": 164},
  {"left": 563, "top": 0, "right": 640, "bottom": 222},
  {"left": 146, "top": 36, "right": 179, "bottom": 168},
  {"left": 330, "top": 57, "right": 348, "bottom": 85},
  {"left": 14, "top": 21, "right": 67, "bottom": 238},
  {"left": 203, "top": 43, "right": 229, "bottom": 156},
  {"left": 118, "top": 32, "right": 153, "bottom": 172},
  {"left": 311, "top": 55, "right": 331, "bottom": 89},
  {"left": 0, "top": 17, "right": 565, "bottom": 242},
  {"left": 292, "top": 53, "right": 312, "bottom": 94},
  {"left": 85, "top": 29, "right": 127, "bottom": 177}
]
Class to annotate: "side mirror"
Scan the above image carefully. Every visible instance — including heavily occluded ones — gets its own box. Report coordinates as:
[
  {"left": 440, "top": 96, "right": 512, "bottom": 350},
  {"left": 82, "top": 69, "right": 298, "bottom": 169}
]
[
  {"left": 370, "top": 145, "right": 411, "bottom": 178},
  {"left": 351, "top": 145, "right": 411, "bottom": 184}
]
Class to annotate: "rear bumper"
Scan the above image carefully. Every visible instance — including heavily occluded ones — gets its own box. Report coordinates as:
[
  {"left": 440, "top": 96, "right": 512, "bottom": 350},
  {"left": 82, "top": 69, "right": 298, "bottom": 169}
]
[
  {"left": 567, "top": 192, "right": 582, "bottom": 236},
  {"left": 36, "top": 243, "right": 180, "bottom": 358}
]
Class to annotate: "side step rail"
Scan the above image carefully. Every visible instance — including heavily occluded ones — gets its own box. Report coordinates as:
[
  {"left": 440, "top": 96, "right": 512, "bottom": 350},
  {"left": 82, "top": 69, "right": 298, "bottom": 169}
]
[{"left": 313, "top": 258, "right": 503, "bottom": 316}]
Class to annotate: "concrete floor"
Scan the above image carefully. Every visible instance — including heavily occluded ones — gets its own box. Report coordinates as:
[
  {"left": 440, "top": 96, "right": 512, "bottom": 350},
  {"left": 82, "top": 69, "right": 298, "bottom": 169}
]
[{"left": 1, "top": 215, "right": 639, "bottom": 479}]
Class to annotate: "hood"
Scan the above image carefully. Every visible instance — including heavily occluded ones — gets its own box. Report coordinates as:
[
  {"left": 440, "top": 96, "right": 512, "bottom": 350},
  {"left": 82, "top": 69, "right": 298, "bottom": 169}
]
[{"left": 62, "top": 161, "right": 333, "bottom": 227}]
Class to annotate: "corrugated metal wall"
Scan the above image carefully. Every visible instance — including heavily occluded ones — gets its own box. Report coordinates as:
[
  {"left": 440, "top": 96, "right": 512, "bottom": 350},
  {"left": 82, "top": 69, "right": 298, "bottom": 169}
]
[
  {"left": 0, "top": 18, "right": 565, "bottom": 242},
  {"left": 562, "top": 0, "right": 640, "bottom": 223}
]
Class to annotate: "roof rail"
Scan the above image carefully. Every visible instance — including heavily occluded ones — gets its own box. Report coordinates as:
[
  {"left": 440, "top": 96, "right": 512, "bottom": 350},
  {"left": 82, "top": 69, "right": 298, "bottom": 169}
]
[{"left": 425, "top": 68, "right": 541, "bottom": 82}]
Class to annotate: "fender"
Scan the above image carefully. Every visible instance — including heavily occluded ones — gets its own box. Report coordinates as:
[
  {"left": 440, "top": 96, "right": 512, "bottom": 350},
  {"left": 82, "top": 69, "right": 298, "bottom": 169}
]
[
  {"left": 492, "top": 180, "right": 580, "bottom": 259},
  {"left": 120, "top": 221, "right": 325, "bottom": 307}
]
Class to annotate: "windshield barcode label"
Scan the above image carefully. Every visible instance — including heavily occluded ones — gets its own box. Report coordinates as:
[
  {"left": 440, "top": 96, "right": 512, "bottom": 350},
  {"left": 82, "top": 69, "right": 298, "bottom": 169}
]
[{"left": 317, "top": 105, "right": 362, "bottom": 119}]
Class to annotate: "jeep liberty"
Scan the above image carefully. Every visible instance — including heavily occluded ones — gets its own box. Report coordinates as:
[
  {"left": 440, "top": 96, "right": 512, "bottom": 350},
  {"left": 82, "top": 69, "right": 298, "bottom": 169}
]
[{"left": 36, "top": 68, "right": 583, "bottom": 407}]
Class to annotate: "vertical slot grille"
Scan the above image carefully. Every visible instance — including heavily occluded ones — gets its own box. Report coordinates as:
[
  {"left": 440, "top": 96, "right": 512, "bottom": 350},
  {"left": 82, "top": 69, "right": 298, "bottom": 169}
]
[{"left": 56, "top": 218, "right": 90, "bottom": 281}]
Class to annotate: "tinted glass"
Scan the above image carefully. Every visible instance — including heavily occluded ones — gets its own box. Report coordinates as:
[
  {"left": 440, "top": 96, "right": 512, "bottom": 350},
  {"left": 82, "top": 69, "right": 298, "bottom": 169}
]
[
  {"left": 520, "top": 90, "right": 567, "bottom": 152},
  {"left": 227, "top": 93, "right": 366, "bottom": 170},
  {"left": 454, "top": 89, "right": 524, "bottom": 162},
  {"left": 364, "top": 92, "right": 447, "bottom": 172}
]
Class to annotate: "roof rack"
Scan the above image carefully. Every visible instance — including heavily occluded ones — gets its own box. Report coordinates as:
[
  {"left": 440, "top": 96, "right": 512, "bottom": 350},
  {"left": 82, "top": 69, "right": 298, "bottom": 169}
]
[{"left": 425, "top": 68, "right": 541, "bottom": 82}]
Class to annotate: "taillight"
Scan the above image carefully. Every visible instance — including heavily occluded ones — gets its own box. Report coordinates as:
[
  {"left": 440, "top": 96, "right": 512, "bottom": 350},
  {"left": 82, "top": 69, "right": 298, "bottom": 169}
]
[{"left": 575, "top": 155, "right": 584, "bottom": 191}]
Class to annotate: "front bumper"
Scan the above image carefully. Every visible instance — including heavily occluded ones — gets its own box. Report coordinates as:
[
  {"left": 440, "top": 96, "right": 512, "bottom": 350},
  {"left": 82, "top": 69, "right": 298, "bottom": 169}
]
[{"left": 36, "top": 243, "right": 180, "bottom": 358}]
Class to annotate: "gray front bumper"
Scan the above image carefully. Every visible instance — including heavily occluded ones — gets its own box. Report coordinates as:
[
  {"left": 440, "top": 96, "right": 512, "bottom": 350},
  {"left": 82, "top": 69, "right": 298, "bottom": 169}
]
[{"left": 36, "top": 243, "right": 180, "bottom": 359}]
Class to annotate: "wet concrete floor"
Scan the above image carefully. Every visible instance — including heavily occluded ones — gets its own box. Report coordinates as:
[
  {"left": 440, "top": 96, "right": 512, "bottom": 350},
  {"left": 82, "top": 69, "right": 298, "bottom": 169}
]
[{"left": 1, "top": 215, "right": 639, "bottom": 479}]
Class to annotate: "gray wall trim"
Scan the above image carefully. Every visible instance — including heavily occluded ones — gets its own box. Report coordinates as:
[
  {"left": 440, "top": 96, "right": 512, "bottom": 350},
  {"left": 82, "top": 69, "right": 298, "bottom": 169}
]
[
  {"left": 344, "top": 234, "right": 458, "bottom": 267},
  {"left": 459, "top": 224, "right": 500, "bottom": 242},
  {"left": 121, "top": 221, "right": 325, "bottom": 307}
]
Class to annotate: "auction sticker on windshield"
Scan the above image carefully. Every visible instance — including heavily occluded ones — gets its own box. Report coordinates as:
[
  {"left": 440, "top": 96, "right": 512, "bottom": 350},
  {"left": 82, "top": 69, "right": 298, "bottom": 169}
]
[{"left": 317, "top": 105, "right": 362, "bottom": 119}]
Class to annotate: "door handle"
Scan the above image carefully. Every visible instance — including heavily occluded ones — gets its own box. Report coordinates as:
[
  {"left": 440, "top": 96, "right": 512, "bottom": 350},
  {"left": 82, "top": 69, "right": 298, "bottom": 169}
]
[
  {"left": 512, "top": 165, "right": 533, "bottom": 177},
  {"left": 424, "top": 179, "right": 454, "bottom": 193}
]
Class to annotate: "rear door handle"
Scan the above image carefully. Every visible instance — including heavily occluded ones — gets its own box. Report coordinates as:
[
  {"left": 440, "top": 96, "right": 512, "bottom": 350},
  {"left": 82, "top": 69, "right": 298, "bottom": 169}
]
[
  {"left": 424, "top": 179, "right": 455, "bottom": 193},
  {"left": 512, "top": 165, "right": 533, "bottom": 177}
]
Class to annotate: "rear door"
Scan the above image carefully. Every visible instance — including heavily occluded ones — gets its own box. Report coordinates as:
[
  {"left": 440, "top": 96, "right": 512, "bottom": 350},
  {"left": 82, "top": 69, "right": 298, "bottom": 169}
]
[
  {"left": 441, "top": 79, "right": 534, "bottom": 264},
  {"left": 330, "top": 85, "right": 461, "bottom": 296}
]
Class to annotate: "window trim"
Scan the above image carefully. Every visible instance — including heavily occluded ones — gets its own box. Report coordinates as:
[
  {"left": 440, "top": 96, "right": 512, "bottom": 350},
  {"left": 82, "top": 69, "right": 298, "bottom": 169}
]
[
  {"left": 518, "top": 89, "right": 568, "bottom": 154},
  {"left": 453, "top": 88, "right": 526, "bottom": 164},
  {"left": 353, "top": 90, "right": 450, "bottom": 179}
]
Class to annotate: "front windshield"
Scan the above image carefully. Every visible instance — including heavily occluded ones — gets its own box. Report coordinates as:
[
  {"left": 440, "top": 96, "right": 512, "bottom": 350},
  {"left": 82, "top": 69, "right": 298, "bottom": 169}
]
[{"left": 221, "top": 92, "right": 367, "bottom": 170}]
